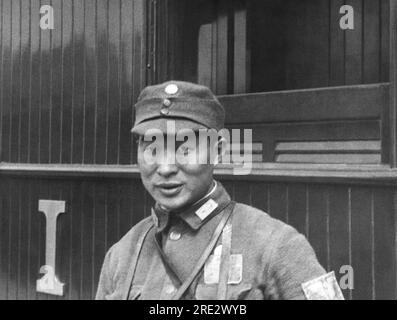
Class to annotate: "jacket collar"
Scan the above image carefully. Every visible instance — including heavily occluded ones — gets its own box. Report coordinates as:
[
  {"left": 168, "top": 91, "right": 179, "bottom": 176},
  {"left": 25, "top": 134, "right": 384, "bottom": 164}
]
[{"left": 151, "top": 180, "right": 231, "bottom": 233}]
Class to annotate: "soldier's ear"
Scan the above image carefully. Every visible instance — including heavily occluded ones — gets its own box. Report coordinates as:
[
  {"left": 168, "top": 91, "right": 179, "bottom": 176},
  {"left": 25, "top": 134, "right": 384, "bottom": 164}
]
[{"left": 133, "top": 134, "right": 142, "bottom": 146}]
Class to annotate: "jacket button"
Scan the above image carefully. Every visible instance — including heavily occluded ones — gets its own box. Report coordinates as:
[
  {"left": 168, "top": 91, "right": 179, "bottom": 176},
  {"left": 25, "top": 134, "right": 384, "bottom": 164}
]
[{"left": 169, "top": 231, "right": 181, "bottom": 241}]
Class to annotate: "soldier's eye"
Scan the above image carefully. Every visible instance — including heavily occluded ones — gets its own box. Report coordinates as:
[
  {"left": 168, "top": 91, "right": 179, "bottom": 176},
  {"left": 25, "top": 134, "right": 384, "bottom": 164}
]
[
  {"left": 144, "top": 145, "right": 157, "bottom": 157},
  {"left": 178, "top": 146, "right": 192, "bottom": 156}
]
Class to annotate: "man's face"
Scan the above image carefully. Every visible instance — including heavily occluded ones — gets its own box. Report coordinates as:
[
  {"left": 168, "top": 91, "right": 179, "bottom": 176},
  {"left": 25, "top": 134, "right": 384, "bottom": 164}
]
[{"left": 137, "top": 132, "right": 218, "bottom": 212}]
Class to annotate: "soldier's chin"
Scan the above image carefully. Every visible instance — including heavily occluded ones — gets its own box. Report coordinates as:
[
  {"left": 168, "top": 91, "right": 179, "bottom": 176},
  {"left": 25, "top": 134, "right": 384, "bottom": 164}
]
[{"left": 156, "top": 195, "right": 190, "bottom": 212}]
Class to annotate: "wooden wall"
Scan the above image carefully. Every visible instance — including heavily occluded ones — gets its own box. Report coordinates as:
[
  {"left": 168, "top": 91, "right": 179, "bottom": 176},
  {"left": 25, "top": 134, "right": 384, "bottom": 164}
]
[
  {"left": 0, "top": 174, "right": 395, "bottom": 299},
  {"left": 0, "top": 0, "right": 146, "bottom": 165},
  {"left": 223, "top": 178, "right": 396, "bottom": 300},
  {"left": 0, "top": 175, "right": 149, "bottom": 300}
]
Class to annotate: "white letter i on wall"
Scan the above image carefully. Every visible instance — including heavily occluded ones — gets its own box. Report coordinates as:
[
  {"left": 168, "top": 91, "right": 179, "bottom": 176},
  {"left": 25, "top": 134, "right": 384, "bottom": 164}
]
[{"left": 36, "top": 200, "right": 66, "bottom": 296}]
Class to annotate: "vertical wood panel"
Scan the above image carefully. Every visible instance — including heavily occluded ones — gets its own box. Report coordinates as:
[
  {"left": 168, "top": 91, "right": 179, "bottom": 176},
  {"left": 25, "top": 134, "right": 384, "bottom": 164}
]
[
  {"left": 105, "top": 181, "right": 120, "bottom": 249},
  {"left": 119, "top": 180, "right": 134, "bottom": 237},
  {"left": 26, "top": 180, "right": 38, "bottom": 299},
  {"left": 233, "top": 181, "right": 251, "bottom": 205},
  {"left": 93, "top": 182, "right": 107, "bottom": 298},
  {"left": 107, "top": 0, "right": 121, "bottom": 164},
  {"left": 287, "top": 184, "right": 308, "bottom": 237},
  {"left": 119, "top": 0, "right": 134, "bottom": 164},
  {"left": 81, "top": 181, "right": 94, "bottom": 300},
  {"left": 18, "top": 175, "right": 30, "bottom": 299},
  {"left": 250, "top": 182, "right": 269, "bottom": 213},
  {"left": 307, "top": 186, "right": 329, "bottom": 269},
  {"left": 131, "top": 0, "right": 146, "bottom": 163},
  {"left": 0, "top": 0, "right": 3, "bottom": 162},
  {"left": 26, "top": 180, "right": 37, "bottom": 300},
  {"left": 0, "top": 178, "right": 10, "bottom": 299},
  {"left": 10, "top": 0, "right": 21, "bottom": 163},
  {"left": 49, "top": 0, "right": 62, "bottom": 164},
  {"left": 19, "top": 0, "right": 31, "bottom": 163},
  {"left": 373, "top": 188, "right": 396, "bottom": 299},
  {"left": 69, "top": 180, "right": 82, "bottom": 299},
  {"left": 39, "top": 0, "right": 51, "bottom": 164},
  {"left": 268, "top": 184, "right": 288, "bottom": 223},
  {"left": 60, "top": 0, "right": 73, "bottom": 163},
  {"left": 71, "top": 0, "right": 85, "bottom": 163},
  {"left": 329, "top": 186, "right": 351, "bottom": 299},
  {"left": 95, "top": 0, "right": 108, "bottom": 164},
  {"left": 221, "top": 180, "right": 235, "bottom": 201},
  {"left": 28, "top": 0, "right": 40, "bottom": 164},
  {"left": 83, "top": 0, "right": 96, "bottom": 164},
  {"left": 7, "top": 177, "right": 19, "bottom": 299},
  {"left": 1, "top": 0, "right": 11, "bottom": 161},
  {"left": 350, "top": 188, "right": 374, "bottom": 299}
]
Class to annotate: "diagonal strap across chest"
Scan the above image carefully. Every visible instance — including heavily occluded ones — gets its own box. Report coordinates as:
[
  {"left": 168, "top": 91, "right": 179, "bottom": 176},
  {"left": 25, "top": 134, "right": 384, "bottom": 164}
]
[
  {"left": 123, "top": 201, "right": 236, "bottom": 300},
  {"left": 169, "top": 201, "right": 236, "bottom": 300}
]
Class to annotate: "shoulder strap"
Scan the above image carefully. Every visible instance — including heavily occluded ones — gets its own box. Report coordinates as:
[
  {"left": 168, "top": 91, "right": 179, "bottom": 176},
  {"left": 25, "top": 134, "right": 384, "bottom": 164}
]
[
  {"left": 171, "top": 201, "right": 236, "bottom": 300},
  {"left": 122, "top": 220, "right": 154, "bottom": 300},
  {"left": 216, "top": 216, "right": 233, "bottom": 299}
]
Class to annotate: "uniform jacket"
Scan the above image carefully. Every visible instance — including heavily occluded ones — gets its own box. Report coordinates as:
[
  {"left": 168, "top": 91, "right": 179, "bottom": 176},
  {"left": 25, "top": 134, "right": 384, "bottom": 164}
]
[{"left": 95, "top": 181, "right": 327, "bottom": 300}]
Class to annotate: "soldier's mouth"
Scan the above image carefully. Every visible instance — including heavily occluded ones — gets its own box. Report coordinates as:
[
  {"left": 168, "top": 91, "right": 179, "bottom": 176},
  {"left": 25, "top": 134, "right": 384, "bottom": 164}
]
[{"left": 155, "top": 183, "right": 184, "bottom": 197}]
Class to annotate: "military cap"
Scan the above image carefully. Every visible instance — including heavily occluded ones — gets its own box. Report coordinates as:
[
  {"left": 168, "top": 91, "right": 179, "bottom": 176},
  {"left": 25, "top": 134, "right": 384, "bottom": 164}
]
[{"left": 131, "top": 81, "right": 225, "bottom": 135}]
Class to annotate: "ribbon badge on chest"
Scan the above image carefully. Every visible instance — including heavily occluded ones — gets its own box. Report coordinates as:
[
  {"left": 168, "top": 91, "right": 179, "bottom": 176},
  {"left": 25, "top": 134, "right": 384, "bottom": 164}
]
[
  {"left": 204, "top": 221, "right": 243, "bottom": 284},
  {"left": 204, "top": 243, "right": 243, "bottom": 285}
]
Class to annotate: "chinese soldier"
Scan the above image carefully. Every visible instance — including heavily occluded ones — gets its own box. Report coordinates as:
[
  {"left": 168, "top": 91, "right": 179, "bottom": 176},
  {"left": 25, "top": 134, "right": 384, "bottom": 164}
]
[{"left": 96, "top": 81, "right": 344, "bottom": 300}]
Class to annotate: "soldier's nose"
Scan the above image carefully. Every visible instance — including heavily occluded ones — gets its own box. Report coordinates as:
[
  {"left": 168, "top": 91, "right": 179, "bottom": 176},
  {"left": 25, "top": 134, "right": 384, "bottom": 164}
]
[
  {"left": 157, "top": 162, "right": 178, "bottom": 177},
  {"left": 155, "top": 148, "right": 178, "bottom": 176}
]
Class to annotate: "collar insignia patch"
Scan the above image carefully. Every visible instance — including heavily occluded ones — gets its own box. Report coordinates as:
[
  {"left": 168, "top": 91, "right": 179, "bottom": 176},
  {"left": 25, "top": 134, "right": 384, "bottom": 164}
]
[{"left": 195, "top": 199, "right": 218, "bottom": 221}]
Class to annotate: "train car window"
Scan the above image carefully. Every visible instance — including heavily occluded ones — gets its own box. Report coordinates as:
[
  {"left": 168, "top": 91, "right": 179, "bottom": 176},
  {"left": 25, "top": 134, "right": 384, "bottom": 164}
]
[{"left": 156, "top": 0, "right": 390, "bottom": 165}]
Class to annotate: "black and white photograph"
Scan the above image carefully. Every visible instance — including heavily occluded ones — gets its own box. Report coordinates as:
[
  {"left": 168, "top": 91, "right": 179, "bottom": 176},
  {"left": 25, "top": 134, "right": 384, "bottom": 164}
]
[{"left": 0, "top": 0, "right": 396, "bottom": 305}]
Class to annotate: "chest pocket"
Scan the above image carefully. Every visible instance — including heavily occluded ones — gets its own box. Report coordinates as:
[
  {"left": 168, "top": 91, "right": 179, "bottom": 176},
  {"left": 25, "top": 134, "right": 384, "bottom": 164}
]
[{"left": 195, "top": 283, "right": 253, "bottom": 300}]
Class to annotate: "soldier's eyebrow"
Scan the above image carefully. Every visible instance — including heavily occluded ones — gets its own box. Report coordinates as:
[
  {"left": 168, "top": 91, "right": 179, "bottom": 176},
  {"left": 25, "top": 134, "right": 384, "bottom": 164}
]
[{"left": 136, "top": 135, "right": 153, "bottom": 148}]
